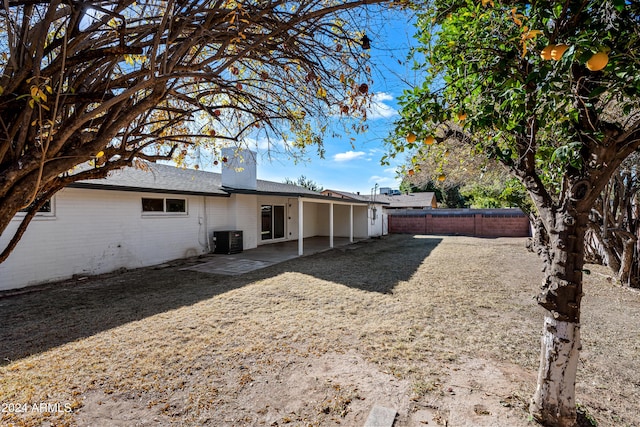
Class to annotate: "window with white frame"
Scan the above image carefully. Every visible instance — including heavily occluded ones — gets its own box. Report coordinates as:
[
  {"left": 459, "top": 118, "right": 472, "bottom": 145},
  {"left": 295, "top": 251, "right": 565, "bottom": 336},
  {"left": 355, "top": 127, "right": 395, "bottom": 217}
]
[
  {"left": 142, "top": 197, "right": 187, "bottom": 214},
  {"left": 16, "top": 198, "right": 55, "bottom": 218}
]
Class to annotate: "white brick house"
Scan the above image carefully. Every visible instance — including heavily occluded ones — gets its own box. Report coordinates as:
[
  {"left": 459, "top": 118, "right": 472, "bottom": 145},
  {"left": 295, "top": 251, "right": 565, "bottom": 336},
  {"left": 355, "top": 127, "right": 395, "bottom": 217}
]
[{"left": 0, "top": 150, "right": 385, "bottom": 290}]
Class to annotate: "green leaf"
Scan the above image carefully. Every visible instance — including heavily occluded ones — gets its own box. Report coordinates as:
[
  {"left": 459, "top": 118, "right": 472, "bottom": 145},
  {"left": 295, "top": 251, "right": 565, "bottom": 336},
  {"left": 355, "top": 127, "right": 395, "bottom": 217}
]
[
  {"left": 588, "top": 86, "right": 607, "bottom": 99},
  {"left": 612, "top": 0, "right": 625, "bottom": 12}
]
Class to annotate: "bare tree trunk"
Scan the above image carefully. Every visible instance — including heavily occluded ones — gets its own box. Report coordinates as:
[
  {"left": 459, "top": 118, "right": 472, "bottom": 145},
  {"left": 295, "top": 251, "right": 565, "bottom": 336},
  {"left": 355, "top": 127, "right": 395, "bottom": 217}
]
[
  {"left": 618, "top": 232, "right": 636, "bottom": 286},
  {"left": 530, "top": 210, "right": 587, "bottom": 427},
  {"left": 531, "top": 316, "right": 581, "bottom": 427}
]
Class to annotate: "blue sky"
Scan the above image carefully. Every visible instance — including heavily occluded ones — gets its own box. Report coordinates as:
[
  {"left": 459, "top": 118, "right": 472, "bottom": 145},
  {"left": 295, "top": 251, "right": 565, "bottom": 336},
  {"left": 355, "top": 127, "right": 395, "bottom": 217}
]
[
  {"left": 201, "top": 9, "right": 420, "bottom": 195},
  {"left": 258, "top": 10, "right": 420, "bottom": 195}
]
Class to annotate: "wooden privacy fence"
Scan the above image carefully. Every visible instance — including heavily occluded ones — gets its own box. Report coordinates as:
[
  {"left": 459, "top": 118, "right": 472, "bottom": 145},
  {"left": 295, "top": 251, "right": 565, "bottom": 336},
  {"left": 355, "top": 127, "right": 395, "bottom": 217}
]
[{"left": 388, "top": 209, "right": 531, "bottom": 237}]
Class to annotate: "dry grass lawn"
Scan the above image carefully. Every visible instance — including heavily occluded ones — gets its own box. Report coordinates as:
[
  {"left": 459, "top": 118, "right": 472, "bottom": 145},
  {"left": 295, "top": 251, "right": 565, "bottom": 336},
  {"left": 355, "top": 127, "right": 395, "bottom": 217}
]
[{"left": 1, "top": 234, "right": 639, "bottom": 426}]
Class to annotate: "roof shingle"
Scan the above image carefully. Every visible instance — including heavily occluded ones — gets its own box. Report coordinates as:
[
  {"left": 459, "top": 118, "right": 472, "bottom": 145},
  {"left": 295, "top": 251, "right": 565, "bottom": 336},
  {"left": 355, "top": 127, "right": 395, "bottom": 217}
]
[{"left": 70, "top": 162, "right": 332, "bottom": 199}]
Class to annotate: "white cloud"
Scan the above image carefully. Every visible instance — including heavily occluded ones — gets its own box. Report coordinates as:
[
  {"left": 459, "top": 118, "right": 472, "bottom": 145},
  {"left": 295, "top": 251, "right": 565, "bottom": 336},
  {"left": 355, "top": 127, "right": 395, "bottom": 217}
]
[
  {"left": 383, "top": 167, "right": 398, "bottom": 174},
  {"left": 369, "top": 161, "right": 404, "bottom": 190},
  {"left": 367, "top": 147, "right": 384, "bottom": 154},
  {"left": 366, "top": 92, "right": 398, "bottom": 120},
  {"left": 333, "top": 150, "right": 366, "bottom": 162},
  {"left": 368, "top": 174, "right": 401, "bottom": 188},
  {"left": 245, "top": 136, "right": 285, "bottom": 152}
]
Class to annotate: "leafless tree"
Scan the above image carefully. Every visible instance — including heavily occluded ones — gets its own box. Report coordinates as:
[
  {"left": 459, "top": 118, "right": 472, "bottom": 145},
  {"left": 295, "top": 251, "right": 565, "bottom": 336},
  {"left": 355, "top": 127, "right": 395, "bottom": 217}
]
[
  {"left": 586, "top": 153, "right": 640, "bottom": 287},
  {"left": 0, "top": 0, "right": 392, "bottom": 262}
]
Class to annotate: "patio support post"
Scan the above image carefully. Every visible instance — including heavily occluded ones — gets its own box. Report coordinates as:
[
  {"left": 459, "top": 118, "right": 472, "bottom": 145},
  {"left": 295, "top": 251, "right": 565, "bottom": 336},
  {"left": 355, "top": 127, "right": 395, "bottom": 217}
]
[
  {"left": 350, "top": 204, "right": 354, "bottom": 243},
  {"left": 329, "top": 202, "right": 334, "bottom": 248},
  {"left": 298, "top": 197, "right": 304, "bottom": 256}
]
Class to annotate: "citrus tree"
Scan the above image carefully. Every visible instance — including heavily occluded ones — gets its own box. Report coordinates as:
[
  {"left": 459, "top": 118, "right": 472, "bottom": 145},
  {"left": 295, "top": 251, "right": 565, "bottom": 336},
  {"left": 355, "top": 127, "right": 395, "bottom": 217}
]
[
  {"left": 388, "top": 1, "right": 640, "bottom": 425},
  {"left": 0, "top": 0, "right": 390, "bottom": 262},
  {"left": 400, "top": 134, "right": 531, "bottom": 208}
]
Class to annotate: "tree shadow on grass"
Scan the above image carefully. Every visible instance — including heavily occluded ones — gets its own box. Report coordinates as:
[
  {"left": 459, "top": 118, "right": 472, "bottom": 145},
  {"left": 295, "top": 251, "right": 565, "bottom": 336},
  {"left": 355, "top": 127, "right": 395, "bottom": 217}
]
[
  {"left": 277, "top": 235, "right": 442, "bottom": 294},
  {"left": 0, "top": 234, "right": 440, "bottom": 365}
]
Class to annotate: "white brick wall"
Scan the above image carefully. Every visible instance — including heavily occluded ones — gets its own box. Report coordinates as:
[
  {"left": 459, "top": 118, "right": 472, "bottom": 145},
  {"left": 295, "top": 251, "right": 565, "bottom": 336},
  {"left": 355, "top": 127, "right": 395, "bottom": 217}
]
[
  {"left": 353, "top": 205, "right": 369, "bottom": 238},
  {"left": 0, "top": 188, "right": 229, "bottom": 290},
  {"left": 302, "top": 201, "right": 319, "bottom": 238},
  {"left": 0, "top": 188, "right": 380, "bottom": 291},
  {"left": 286, "top": 198, "right": 299, "bottom": 240},
  {"left": 229, "top": 194, "right": 258, "bottom": 250},
  {"left": 313, "top": 202, "right": 374, "bottom": 239},
  {"left": 368, "top": 204, "right": 386, "bottom": 237}
]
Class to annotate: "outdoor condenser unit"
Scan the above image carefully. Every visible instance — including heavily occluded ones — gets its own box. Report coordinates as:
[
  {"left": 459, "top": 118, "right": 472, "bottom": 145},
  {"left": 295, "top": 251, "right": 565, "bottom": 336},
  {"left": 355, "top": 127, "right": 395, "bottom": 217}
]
[{"left": 212, "top": 230, "right": 243, "bottom": 254}]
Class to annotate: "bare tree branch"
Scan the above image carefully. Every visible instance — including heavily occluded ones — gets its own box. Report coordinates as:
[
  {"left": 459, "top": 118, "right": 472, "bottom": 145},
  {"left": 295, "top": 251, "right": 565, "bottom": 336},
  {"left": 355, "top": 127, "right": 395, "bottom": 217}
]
[{"left": 0, "top": 0, "right": 392, "bottom": 261}]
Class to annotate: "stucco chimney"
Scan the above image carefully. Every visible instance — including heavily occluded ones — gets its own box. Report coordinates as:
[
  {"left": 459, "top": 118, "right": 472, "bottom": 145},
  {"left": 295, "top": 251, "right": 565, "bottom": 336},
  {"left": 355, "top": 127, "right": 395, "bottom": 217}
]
[{"left": 221, "top": 148, "right": 257, "bottom": 190}]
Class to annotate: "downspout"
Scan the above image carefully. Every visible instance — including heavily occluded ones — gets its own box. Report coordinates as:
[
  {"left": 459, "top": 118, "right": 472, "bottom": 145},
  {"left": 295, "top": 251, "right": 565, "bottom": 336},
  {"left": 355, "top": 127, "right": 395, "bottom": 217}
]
[
  {"left": 204, "top": 195, "right": 210, "bottom": 253},
  {"left": 298, "top": 197, "right": 304, "bottom": 256},
  {"left": 329, "top": 202, "right": 334, "bottom": 248},
  {"left": 349, "top": 204, "right": 353, "bottom": 243}
]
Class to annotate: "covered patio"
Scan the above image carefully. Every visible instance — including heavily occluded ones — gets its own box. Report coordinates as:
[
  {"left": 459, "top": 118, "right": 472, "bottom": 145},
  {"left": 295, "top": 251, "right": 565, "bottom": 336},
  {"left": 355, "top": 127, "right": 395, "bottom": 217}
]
[
  {"left": 293, "top": 196, "right": 369, "bottom": 256},
  {"left": 183, "top": 236, "right": 364, "bottom": 275}
]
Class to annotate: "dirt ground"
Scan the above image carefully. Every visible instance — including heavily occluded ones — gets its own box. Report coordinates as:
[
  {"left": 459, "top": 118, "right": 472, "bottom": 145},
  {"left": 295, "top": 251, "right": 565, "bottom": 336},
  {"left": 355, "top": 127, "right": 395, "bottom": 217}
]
[{"left": 1, "top": 234, "right": 639, "bottom": 427}]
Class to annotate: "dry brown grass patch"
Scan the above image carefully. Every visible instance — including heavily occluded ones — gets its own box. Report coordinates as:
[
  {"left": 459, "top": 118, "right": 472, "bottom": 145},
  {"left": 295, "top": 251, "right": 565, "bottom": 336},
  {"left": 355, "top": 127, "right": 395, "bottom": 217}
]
[{"left": 1, "top": 235, "right": 638, "bottom": 426}]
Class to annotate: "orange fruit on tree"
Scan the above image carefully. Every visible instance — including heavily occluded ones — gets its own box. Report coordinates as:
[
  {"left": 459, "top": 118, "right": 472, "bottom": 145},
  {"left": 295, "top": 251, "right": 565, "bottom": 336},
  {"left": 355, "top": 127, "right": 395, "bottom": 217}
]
[
  {"left": 550, "top": 44, "right": 569, "bottom": 60},
  {"left": 457, "top": 112, "right": 467, "bottom": 121},
  {"left": 540, "top": 45, "right": 555, "bottom": 60},
  {"left": 586, "top": 51, "right": 609, "bottom": 71},
  {"left": 408, "top": 169, "right": 415, "bottom": 176},
  {"left": 406, "top": 133, "right": 417, "bottom": 143},
  {"left": 424, "top": 135, "right": 435, "bottom": 145},
  {"left": 437, "top": 174, "right": 446, "bottom": 182}
]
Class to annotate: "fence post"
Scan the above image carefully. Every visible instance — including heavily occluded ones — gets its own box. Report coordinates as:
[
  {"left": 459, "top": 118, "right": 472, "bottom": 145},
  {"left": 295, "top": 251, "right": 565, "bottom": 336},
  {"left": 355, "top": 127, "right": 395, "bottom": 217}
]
[{"left": 474, "top": 213, "right": 482, "bottom": 237}]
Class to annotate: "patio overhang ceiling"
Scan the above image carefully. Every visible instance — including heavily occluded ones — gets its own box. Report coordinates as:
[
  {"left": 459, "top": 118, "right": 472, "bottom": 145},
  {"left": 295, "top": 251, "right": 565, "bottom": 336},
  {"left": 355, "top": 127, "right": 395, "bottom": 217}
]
[{"left": 223, "top": 187, "right": 371, "bottom": 206}]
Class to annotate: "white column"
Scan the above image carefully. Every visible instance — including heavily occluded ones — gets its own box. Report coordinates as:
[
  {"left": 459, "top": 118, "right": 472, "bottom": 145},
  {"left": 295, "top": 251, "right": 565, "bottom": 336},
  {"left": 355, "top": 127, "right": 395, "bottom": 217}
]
[
  {"left": 298, "top": 198, "right": 304, "bottom": 256},
  {"left": 329, "top": 202, "right": 334, "bottom": 248},
  {"left": 349, "top": 204, "right": 354, "bottom": 243}
]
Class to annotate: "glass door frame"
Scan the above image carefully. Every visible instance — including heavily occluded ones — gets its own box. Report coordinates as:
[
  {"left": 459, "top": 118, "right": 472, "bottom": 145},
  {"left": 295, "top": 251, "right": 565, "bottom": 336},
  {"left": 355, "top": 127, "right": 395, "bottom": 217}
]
[{"left": 260, "top": 204, "right": 286, "bottom": 241}]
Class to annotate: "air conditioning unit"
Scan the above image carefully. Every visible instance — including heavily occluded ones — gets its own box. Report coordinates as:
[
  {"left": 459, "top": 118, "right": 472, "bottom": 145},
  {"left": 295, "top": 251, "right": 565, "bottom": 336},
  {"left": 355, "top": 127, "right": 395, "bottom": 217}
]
[{"left": 212, "top": 230, "right": 243, "bottom": 254}]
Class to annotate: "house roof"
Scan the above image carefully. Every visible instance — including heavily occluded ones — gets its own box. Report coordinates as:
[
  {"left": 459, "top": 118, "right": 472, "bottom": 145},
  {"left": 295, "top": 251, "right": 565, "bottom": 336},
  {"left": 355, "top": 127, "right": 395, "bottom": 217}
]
[
  {"left": 227, "top": 179, "right": 323, "bottom": 197},
  {"left": 377, "top": 192, "right": 436, "bottom": 208},
  {"left": 69, "top": 162, "right": 367, "bottom": 203},
  {"left": 70, "top": 162, "right": 229, "bottom": 197},
  {"left": 322, "top": 189, "right": 436, "bottom": 207},
  {"left": 225, "top": 181, "right": 370, "bottom": 203},
  {"left": 321, "top": 189, "right": 372, "bottom": 202}
]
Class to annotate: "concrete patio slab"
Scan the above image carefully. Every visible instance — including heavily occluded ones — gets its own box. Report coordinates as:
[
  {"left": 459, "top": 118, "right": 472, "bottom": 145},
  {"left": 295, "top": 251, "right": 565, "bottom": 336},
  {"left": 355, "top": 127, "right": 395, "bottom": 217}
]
[
  {"left": 364, "top": 405, "right": 397, "bottom": 427},
  {"left": 184, "top": 258, "right": 274, "bottom": 275},
  {"left": 181, "top": 236, "right": 360, "bottom": 275}
]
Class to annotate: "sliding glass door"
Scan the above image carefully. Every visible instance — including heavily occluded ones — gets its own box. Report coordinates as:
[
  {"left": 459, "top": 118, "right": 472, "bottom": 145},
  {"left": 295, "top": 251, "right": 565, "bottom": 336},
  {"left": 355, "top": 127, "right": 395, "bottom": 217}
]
[{"left": 261, "top": 205, "right": 285, "bottom": 240}]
